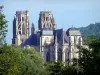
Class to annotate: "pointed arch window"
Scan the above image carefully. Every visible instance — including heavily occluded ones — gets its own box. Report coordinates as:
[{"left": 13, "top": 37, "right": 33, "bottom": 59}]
[
  {"left": 19, "top": 31, "right": 21, "bottom": 35},
  {"left": 22, "top": 17, "right": 24, "bottom": 21},
  {"left": 46, "top": 17, "right": 49, "bottom": 21},
  {"left": 46, "top": 50, "right": 50, "bottom": 62},
  {"left": 22, "top": 24, "right": 25, "bottom": 35},
  {"left": 47, "top": 23, "right": 49, "bottom": 28},
  {"left": 58, "top": 48, "right": 62, "bottom": 61},
  {"left": 50, "top": 24, "right": 52, "bottom": 29},
  {"left": 46, "top": 37, "right": 49, "bottom": 42},
  {"left": 43, "top": 24, "right": 45, "bottom": 28}
]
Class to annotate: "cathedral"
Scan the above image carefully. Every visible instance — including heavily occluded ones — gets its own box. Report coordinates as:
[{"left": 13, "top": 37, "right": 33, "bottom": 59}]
[{"left": 12, "top": 10, "right": 85, "bottom": 65}]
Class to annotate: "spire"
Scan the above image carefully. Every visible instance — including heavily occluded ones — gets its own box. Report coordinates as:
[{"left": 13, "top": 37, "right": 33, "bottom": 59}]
[
  {"left": 52, "top": 16, "right": 56, "bottom": 24},
  {"left": 31, "top": 23, "right": 35, "bottom": 34},
  {"left": 14, "top": 16, "right": 16, "bottom": 19},
  {"left": 13, "top": 16, "right": 16, "bottom": 22},
  {"left": 32, "top": 23, "right": 34, "bottom": 27}
]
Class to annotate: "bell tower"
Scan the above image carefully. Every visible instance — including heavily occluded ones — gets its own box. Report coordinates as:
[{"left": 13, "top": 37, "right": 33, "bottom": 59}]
[
  {"left": 12, "top": 10, "right": 30, "bottom": 45},
  {"left": 38, "top": 11, "right": 56, "bottom": 30}
]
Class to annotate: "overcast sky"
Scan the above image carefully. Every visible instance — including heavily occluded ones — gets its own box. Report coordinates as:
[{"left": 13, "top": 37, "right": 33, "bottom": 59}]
[{"left": 0, "top": 0, "right": 100, "bottom": 44}]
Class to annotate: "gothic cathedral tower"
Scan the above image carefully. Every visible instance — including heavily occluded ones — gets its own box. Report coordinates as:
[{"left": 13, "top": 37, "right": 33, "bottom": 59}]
[
  {"left": 38, "top": 11, "right": 56, "bottom": 30},
  {"left": 12, "top": 11, "right": 30, "bottom": 45}
]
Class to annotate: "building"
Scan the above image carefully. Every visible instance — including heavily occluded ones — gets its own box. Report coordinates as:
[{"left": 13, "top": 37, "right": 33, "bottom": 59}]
[
  {"left": 12, "top": 10, "right": 30, "bottom": 45},
  {"left": 12, "top": 11, "right": 84, "bottom": 65}
]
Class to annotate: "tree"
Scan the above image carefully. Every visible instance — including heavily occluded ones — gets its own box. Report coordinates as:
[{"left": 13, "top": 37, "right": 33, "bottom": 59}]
[
  {"left": 0, "top": 5, "right": 8, "bottom": 45},
  {"left": 20, "top": 47, "right": 47, "bottom": 75},
  {"left": 76, "top": 35, "right": 100, "bottom": 75},
  {"left": 0, "top": 45, "right": 47, "bottom": 75},
  {"left": 46, "top": 61, "right": 64, "bottom": 75},
  {"left": 0, "top": 45, "right": 23, "bottom": 75},
  {"left": 46, "top": 61, "right": 78, "bottom": 75},
  {"left": 61, "top": 65, "right": 77, "bottom": 75}
]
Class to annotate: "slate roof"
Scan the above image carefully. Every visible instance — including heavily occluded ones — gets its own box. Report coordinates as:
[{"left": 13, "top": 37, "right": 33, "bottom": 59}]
[
  {"left": 66, "top": 27, "right": 81, "bottom": 36},
  {"left": 21, "top": 34, "right": 38, "bottom": 47},
  {"left": 53, "top": 29, "right": 63, "bottom": 43},
  {"left": 21, "top": 28, "right": 72, "bottom": 47},
  {"left": 63, "top": 31, "right": 69, "bottom": 43},
  {"left": 67, "top": 27, "right": 79, "bottom": 31},
  {"left": 40, "top": 29, "right": 53, "bottom": 36},
  {"left": 53, "top": 29, "right": 69, "bottom": 45}
]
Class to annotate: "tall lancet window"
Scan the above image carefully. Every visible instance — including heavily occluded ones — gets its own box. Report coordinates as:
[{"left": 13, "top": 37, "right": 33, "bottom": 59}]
[
  {"left": 43, "top": 24, "right": 45, "bottom": 28},
  {"left": 58, "top": 48, "right": 62, "bottom": 61},
  {"left": 22, "top": 24, "right": 25, "bottom": 35},
  {"left": 47, "top": 23, "right": 49, "bottom": 28}
]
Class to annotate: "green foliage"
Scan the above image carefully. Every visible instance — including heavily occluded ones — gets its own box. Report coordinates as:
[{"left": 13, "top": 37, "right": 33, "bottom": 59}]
[
  {"left": 0, "top": 45, "right": 46, "bottom": 75},
  {"left": 0, "top": 5, "right": 8, "bottom": 45},
  {"left": 62, "top": 66, "right": 77, "bottom": 75},
  {"left": 0, "top": 45, "right": 23, "bottom": 75},
  {"left": 76, "top": 35, "right": 100, "bottom": 75},
  {"left": 46, "top": 61, "right": 78, "bottom": 75},
  {"left": 20, "top": 47, "right": 47, "bottom": 75},
  {"left": 46, "top": 61, "right": 64, "bottom": 75},
  {"left": 79, "top": 23, "right": 100, "bottom": 38}
]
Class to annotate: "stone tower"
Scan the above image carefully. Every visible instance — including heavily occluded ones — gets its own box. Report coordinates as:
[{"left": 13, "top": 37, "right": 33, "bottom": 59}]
[
  {"left": 38, "top": 11, "right": 56, "bottom": 30},
  {"left": 31, "top": 23, "right": 35, "bottom": 34},
  {"left": 12, "top": 10, "right": 30, "bottom": 45}
]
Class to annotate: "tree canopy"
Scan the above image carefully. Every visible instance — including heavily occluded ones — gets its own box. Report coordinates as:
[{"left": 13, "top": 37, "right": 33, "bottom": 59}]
[
  {"left": 0, "top": 5, "right": 8, "bottom": 45},
  {"left": 0, "top": 45, "right": 47, "bottom": 75},
  {"left": 20, "top": 47, "right": 47, "bottom": 75},
  {"left": 47, "top": 35, "right": 100, "bottom": 75},
  {"left": 75, "top": 35, "right": 100, "bottom": 75}
]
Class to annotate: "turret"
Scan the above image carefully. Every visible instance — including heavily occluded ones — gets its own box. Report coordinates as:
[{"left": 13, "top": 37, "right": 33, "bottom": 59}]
[{"left": 31, "top": 23, "right": 35, "bottom": 34}]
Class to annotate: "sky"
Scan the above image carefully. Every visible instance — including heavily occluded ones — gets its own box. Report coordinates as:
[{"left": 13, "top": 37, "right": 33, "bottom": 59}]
[{"left": 0, "top": 0, "right": 100, "bottom": 44}]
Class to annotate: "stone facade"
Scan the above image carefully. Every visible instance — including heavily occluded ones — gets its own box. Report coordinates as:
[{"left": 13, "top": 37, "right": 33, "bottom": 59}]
[
  {"left": 38, "top": 11, "right": 56, "bottom": 30},
  {"left": 12, "top": 10, "right": 30, "bottom": 45},
  {"left": 13, "top": 11, "right": 84, "bottom": 65}
]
